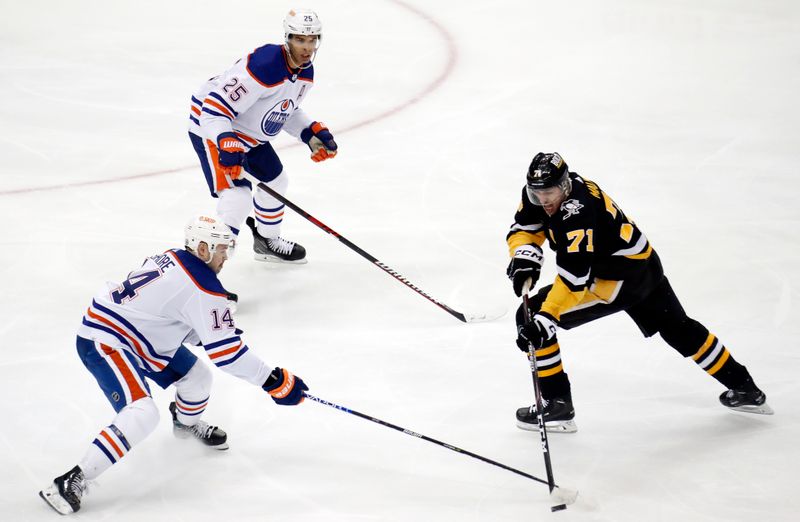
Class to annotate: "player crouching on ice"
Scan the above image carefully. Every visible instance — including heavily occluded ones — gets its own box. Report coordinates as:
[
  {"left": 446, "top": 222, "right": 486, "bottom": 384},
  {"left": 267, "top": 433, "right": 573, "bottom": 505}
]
[
  {"left": 506, "top": 152, "right": 772, "bottom": 434},
  {"left": 188, "top": 8, "right": 337, "bottom": 268},
  {"left": 39, "top": 216, "right": 309, "bottom": 515}
]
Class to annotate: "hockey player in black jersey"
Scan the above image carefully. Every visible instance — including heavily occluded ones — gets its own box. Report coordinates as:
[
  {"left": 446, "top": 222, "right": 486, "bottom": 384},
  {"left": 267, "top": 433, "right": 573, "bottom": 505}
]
[{"left": 506, "top": 152, "right": 772, "bottom": 433}]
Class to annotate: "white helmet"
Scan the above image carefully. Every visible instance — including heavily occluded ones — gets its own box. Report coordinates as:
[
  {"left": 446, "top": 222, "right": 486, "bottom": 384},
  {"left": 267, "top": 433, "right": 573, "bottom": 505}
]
[
  {"left": 283, "top": 8, "right": 322, "bottom": 40},
  {"left": 184, "top": 215, "right": 235, "bottom": 262}
]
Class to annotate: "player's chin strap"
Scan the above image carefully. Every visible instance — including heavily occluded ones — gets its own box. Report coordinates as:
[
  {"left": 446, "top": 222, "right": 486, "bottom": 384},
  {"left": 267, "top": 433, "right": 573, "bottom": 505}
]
[{"left": 284, "top": 39, "right": 320, "bottom": 70}]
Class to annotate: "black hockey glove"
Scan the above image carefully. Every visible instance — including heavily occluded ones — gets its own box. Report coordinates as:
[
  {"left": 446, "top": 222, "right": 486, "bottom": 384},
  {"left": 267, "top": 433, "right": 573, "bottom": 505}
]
[
  {"left": 517, "top": 313, "right": 558, "bottom": 352},
  {"left": 506, "top": 244, "right": 543, "bottom": 296},
  {"left": 263, "top": 367, "right": 308, "bottom": 406}
]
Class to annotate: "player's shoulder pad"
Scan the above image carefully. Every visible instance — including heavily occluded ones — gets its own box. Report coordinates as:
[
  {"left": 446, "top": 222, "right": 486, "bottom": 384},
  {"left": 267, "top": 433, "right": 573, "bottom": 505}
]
[
  {"left": 246, "top": 44, "right": 291, "bottom": 87},
  {"left": 171, "top": 249, "right": 228, "bottom": 297}
]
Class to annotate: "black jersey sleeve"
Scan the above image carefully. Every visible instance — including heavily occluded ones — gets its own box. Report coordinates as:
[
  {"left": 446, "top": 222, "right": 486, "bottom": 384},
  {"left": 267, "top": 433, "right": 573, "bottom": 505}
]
[{"left": 506, "top": 187, "right": 546, "bottom": 256}]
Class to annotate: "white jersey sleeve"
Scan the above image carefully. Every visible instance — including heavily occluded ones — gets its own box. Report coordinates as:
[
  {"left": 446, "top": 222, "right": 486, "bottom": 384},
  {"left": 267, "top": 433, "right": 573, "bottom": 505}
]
[{"left": 282, "top": 106, "right": 313, "bottom": 138}]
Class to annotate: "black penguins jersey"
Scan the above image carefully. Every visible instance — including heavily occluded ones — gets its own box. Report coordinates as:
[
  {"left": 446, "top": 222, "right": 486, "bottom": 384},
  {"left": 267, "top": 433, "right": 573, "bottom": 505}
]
[{"left": 506, "top": 172, "right": 659, "bottom": 321}]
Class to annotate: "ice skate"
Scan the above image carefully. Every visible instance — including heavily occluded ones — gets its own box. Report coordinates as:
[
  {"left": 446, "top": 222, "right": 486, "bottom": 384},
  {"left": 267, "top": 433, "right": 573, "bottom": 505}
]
[
  {"left": 719, "top": 379, "right": 773, "bottom": 415},
  {"left": 39, "top": 465, "right": 86, "bottom": 515},
  {"left": 516, "top": 396, "right": 577, "bottom": 433},
  {"left": 245, "top": 217, "right": 307, "bottom": 264},
  {"left": 169, "top": 402, "right": 229, "bottom": 450}
]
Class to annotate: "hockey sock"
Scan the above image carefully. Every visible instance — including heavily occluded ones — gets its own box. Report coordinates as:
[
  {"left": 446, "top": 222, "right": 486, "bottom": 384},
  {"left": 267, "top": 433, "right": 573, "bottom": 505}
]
[
  {"left": 173, "top": 360, "right": 213, "bottom": 426},
  {"left": 690, "top": 333, "right": 749, "bottom": 389},
  {"left": 534, "top": 339, "right": 572, "bottom": 399},
  {"left": 253, "top": 170, "right": 288, "bottom": 238},
  {"left": 78, "top": 398, "right": 159, "bottom": 480}
]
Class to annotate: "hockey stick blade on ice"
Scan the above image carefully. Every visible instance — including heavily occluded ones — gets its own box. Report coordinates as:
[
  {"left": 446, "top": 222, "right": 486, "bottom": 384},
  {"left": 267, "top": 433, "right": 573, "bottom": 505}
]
[
  {"left": 304, "top": 392, "right": 577, "bottom": 507},
  {"left": 253, "top": 179, "right": 503, "bottom": 323},
  {"left": 521, "top": 280, "right": 579, "bottom": 512}
]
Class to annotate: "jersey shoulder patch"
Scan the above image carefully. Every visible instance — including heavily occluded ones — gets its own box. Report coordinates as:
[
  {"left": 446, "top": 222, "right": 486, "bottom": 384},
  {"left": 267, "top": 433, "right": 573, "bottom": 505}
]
[
  {"left": 246, "top": 44, "right": 290, "bottom": 87},
  {"left": 559, "top": 198, "right": 585, "bottom": 220},
  {"left": 169, "top": 249, "right": 227, "bottom": 297}
]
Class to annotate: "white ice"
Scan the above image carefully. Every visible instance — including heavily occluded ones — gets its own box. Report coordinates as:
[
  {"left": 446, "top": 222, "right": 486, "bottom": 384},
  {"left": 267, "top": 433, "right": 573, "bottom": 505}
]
[{"left": 1, "top": 1, "right": 799, "bottom": 520}]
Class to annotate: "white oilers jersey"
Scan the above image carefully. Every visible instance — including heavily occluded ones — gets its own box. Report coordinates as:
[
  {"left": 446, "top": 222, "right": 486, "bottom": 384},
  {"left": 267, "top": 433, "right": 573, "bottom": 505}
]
[
  {"left": 77, "top": 249, "right": 271, "bottom": 386},
  {"left": 189, "top": 43, "right": 314, "bottom": 149}
]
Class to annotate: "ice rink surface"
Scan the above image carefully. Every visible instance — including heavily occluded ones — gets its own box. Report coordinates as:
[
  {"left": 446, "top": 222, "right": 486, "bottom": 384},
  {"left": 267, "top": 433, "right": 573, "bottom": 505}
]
[{"left": 2, "top": 0, "right": 799, "bottom": 520}]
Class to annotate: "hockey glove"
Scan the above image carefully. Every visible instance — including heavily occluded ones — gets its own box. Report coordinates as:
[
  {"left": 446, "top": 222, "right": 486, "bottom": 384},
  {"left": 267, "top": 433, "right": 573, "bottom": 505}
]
[
  {"left": 216, "top": 132, "right": 246, "bottom": 179},
  {"left": 517, "top": 313, "right": 558, "bottom": 352},
  {"left": 506, "top": 244, "right": 544, "bottom": 297},
  {"left": 300, "top": 122, "right": 338, "bottom": 162},
  {"left": 263, "top": 367, "right": 308, "bottom": 406}
]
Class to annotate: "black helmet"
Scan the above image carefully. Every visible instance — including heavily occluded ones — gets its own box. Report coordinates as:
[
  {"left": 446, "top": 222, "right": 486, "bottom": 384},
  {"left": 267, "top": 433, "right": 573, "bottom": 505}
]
[{"left": 526, "top": 152, "right": 572, "bottom": 205}]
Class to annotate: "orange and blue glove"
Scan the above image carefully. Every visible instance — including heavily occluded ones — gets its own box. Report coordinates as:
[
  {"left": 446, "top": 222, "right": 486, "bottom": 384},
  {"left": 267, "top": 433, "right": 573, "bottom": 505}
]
[
  {"left": 216, "top": 132, "right": 246, "bottom": 179},
  {"left": 263, "top": 367, "right": 308, "bottom": 406},
  {"left": 300, "top": 121, "right": 338, "bottom": 162}
]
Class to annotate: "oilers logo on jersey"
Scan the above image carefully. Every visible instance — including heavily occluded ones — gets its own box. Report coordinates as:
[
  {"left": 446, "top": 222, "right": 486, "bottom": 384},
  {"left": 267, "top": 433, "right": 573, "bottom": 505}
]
[{"left": 262, "top": 99, "right": 295, "bottom": 136}]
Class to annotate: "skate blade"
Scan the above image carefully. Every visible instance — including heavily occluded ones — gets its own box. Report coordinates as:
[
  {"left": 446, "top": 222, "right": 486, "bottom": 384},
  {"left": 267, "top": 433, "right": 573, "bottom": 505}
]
[
  {"left": 39, "top": 484, "right": 75, "bottom": 515},
  {"left": 253, "top": 253, "right": 308, "bottom": 265},
  {"left": 516, "top": 419, "right": 578, "bottom": 434},
  {"left": 729, "top": 402, "right": 774, "bottom": 415}
]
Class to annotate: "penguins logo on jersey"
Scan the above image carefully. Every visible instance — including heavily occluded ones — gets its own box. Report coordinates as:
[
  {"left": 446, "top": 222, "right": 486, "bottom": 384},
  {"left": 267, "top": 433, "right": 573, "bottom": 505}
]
[
  {"left": 561, "top": 199, "right": 584, "bottom": 220},
  {"left": 261, "top": 99, "right": 295, "bottom": 136}
]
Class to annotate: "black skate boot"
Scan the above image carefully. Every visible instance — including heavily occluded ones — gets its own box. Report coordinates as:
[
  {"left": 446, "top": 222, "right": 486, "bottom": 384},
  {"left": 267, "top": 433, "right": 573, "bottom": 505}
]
[
  {"left": 39, "top": 465, "right": 86, "bottom": 515},
  {"left": 169, "top": 402, "right": 229, "bottom": 450},
  {"left": 516, "top": 396, "right": 577, "bottom": 433},
  {"left": 245, "top": 217, "right": 307, "bottom": 264},
  {"left": 719, "top": 379, "right": 774, "bottom": 415}
]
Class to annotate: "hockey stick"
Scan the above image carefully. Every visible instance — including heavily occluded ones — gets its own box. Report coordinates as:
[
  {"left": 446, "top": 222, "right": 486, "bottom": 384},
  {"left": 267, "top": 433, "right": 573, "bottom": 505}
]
[
  {"left": 251, "top": 179, "right": 501, "bottom": 323},
  {"left": 521, "top": 280, "right": 575, "bottom": 512},
  {"left": 304, "top": 392, "right": 577, "bottom": 504}
]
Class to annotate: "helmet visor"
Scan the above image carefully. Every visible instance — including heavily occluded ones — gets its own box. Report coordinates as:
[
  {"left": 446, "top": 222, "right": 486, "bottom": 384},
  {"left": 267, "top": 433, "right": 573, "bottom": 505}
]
[{"left": 526, "top": 175, "right": 572, "bottom": 206}]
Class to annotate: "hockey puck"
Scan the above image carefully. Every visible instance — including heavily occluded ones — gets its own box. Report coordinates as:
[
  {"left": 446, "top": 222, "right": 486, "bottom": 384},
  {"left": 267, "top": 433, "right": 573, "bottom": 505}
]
[{"left": 551, "top": 504, "right": 568, "bottom": 512}]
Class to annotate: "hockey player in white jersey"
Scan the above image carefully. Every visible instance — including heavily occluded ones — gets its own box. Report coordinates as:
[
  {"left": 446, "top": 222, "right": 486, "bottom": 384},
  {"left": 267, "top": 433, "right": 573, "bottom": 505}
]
[
  {"left": 39, "top": 215, "right": 309, "bottom": 516},
  {"left": 188, "top": 8, "right": 338, "bottom": 265}
]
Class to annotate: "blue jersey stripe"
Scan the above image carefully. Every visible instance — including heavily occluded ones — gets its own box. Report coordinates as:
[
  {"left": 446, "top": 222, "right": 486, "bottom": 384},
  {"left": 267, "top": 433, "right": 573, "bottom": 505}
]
[
  {"left": 191, "top": 95, "right": 203, "bottom": 106},
  {"left": 204, "top": 336, "right": 241, "bottom": 351},
  {"left": 208, "top": 92, "right": 238, "bottom": 117},
  {"left": 82, "top": 318, "right": 133, "bottom": 350},
  {"left": 189, "top": 115, "right": 200, "bottom": 126},
  {"left": 201, "top": 107, "right": 231, "bottom": 120},
  {"left": 92, "top": 300, "right": 171, "bottom": 365},
  {"left": 214, "top": 345, "right": 249, "bottom": 367}
]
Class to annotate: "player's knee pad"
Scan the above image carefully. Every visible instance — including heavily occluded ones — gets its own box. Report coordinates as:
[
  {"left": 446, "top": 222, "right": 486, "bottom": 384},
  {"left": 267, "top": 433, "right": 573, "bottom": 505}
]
[
  {"left": 174, "top": 359, "right": 213, "bottom": 401},
  {"left": 658, "top": 316, "right": 709, "bottom": 358},
  {"left": 261, "top": 168, "right": 288, "bottom": 195},
  {"left": 216, "top": 186, "right": 252, "bottom": 232},
  {"left": 113, "top": 397, "right": 160, "bottom": 446}
]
